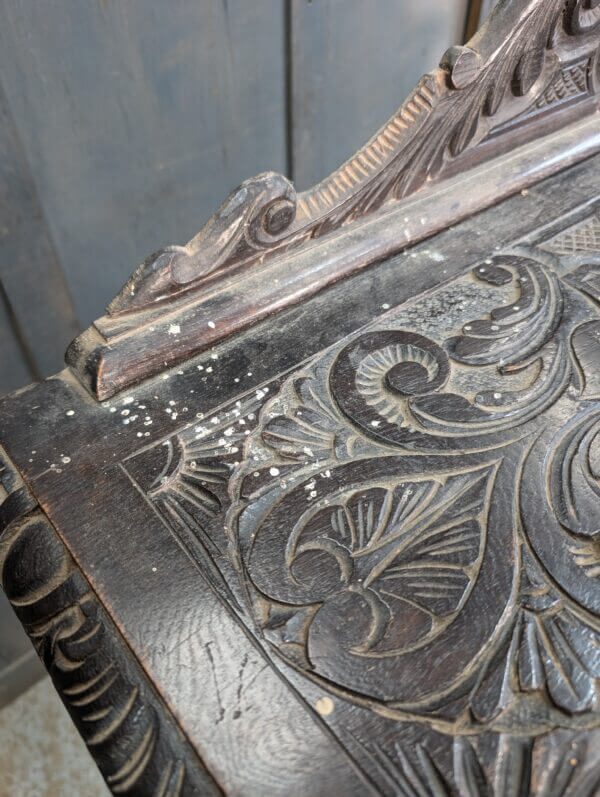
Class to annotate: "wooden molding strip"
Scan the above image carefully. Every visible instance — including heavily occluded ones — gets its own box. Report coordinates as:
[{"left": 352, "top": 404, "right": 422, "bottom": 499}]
[{"left": 66, "top": 0, "right": 600, "bottom": 399}]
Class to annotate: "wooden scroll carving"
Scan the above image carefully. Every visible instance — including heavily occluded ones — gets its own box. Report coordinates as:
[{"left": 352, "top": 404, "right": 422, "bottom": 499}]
[
  {"left": 121, "top": 197, "right": 600, "bottom": 794},
  {"left": 0, "top": 448, "right": 218, "bottom": 796},
  {"left": 67, "top": 0, "right": 600, "bottom": 399}
]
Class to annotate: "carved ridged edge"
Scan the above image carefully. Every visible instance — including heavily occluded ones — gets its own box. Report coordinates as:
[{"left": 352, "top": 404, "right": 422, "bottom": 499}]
[
  {"left": 0, "top": 447, "right": 220, "bottom": 797},
  {"left": 103, "top": 0, "right": 600, "bottom": 317},
  {"left": 65, "top": 0, "right": 600, "bottom": 400}
]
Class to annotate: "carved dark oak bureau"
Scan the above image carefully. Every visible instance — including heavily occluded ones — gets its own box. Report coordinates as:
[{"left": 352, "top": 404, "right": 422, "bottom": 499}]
[{"left": 4, "top": 1, "right": 600, "bottom": 794}]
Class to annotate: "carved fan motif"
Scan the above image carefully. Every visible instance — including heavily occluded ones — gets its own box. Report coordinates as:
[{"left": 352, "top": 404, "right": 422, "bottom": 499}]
[{"left": 364, "top": 733, "right": 600, "bottom": 797}]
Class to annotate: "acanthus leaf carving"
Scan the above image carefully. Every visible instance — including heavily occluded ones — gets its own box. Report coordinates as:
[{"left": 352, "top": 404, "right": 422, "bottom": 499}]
[
  {"left": 101, "top": 0, "right": 599, "bottom": 318},
  {"left": 220, "top": 216, "right": 600, "bottom": 739}
]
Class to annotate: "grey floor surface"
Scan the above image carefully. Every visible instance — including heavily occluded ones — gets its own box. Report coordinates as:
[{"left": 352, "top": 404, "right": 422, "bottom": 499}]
[{"left": 0, "top": 676, "right": 109, "bottom": 797}]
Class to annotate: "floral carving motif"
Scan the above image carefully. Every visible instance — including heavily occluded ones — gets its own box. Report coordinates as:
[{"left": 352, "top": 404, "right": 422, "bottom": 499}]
[
  {"left": 227, "top": 242, "right": 600, "bottom": 737},
  {"left": 364, "top": 732, "right": 600, "bottom": 796},
  {"left": 276, "top": 465, "right": 493, "bottom": 658}
]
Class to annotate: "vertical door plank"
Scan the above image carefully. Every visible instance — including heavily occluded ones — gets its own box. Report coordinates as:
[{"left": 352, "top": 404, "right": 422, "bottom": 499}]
[
  {"left": 0, "top": 1, "right": 286, "bottom": 327},
  {"left": 464, "top": 0, "right": 501, "bottom": 40},
  {"left": 0, "top": 79, "right": 80, "bottom": 383},
  {"left": 0, "top": 289, "right": 33, "bottom": 397},
  {"left": 289, "top": 0, "right": 468, "bottom": 191}
]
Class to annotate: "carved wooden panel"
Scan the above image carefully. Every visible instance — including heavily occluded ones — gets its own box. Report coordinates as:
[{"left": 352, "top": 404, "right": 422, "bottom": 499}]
[
  {"left": 119, "top": 197, "right": 600, "bottom": 794},
  {"left": 65, "top": 0, "right": 600, "bottom": 400},
  {"left": 0, "top": 449, "right": 218, "bottom": 796},
  {"left": 4, "top": 2, "right": 600, "bottom": 793}
]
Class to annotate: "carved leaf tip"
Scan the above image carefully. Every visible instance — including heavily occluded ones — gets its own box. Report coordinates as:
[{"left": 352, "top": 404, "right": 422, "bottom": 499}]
[
  {"left": 440, "top": 45, "right": 483, "bottom": 89},
  {"left": 107, "top": 171, "right": 297, "bottom": 316}
]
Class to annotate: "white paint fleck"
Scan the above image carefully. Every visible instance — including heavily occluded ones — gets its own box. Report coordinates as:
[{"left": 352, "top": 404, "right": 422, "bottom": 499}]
[
  {"left": 207, "top": 321, "right": 216, "bottom": 329},
  {"left": 65, "top": 410, "right": 75, "bottom": 417},
  {"left": 315, "top": 697, "right": 334, "bottom": 716},
  {"left": 381, "top": 303, "right": 390, "bottom": 310},
  {"left": 269, "top": 467, "right": 280, "bottom": 476},
  {"left": 168, "top": 324, "right": 181, "bottom": 335}
]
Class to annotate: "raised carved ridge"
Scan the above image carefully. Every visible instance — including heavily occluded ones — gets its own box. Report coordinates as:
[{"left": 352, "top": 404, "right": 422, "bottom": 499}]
[
  {"left": 105, "top": 0, "right": 599, "bottom": 316},
  {"left": 221, "top": 232, "right": 600, "bottom": 738},
  {"left": 64, "top": 0, "right": 600, "bottom": 401},
  {"left": 0, "top": 458, "right": 218, "bottom": 796},
  {"left": 102, "top": 198, "right": 600, "bottom": 787},
  {"left": 362, "top": 732, "right": 600, "bottom": 796}
]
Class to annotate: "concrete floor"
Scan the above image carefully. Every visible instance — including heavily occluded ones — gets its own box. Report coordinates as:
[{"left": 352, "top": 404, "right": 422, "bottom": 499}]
[{"left": 0, "top": 677, "right": 109, "bottom": 797}]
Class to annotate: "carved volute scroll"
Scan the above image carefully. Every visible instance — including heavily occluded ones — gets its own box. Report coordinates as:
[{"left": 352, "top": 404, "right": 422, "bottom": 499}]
[
  {"left": 66, "top": 0, "right": 600, "bottom": 400},
  {"left": 113, "top": 191, "right": 600, "bottom": 792},
  {"left": 0, "top": 449, "right": 218, "bottom": 796}
]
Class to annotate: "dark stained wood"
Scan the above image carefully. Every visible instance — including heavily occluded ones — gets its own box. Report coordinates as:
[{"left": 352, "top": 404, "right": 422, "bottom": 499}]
[
  {"left": 4, "top": 2, "right": 600, "bottom": 795},
  {"left": 67, "top": 117, "right": 600, "bottom": 400},
  {"left": 66, "top": 0, "right": 600, "bottom": 400},
  {"left": 4, "top": 152, "right": 600, "bottom": 793},
  {"left": 0, "top": 0, "right": 287, "bottom": 328}
]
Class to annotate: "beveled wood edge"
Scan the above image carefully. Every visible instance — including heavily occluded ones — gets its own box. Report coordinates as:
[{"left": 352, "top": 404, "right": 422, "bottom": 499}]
[
  {"left": 0, "top": 446, "right": 220, "bottom": 796},
  {"left": 66, "top": 0, "right": 600, "bottom": 399},
  {"left": 67, "top": 114, "right": 600, "bottom": 400}
]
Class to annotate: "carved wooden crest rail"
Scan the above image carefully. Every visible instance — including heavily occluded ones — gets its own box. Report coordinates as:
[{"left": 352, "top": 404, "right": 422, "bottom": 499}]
[
  {"left": 67, "top": 0, "right": 600, "bottom": 400},
  {"left": 3, "top": 1, "right": 600, "bottom": 795}
]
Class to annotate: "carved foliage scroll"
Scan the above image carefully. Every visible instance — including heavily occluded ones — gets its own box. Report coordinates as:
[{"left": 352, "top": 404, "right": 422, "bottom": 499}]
[
  {"left": 107, "top": 0, "right": 600, "bottom": 315},
  {"left": 0, "top": 455, "right": 217, "bottom": 797},
  {"left": 115, "top": 203, "right": 600, "bottom": 790},
  {"left": 225, "top": 229, "right": 600, "bottom": 742}
]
